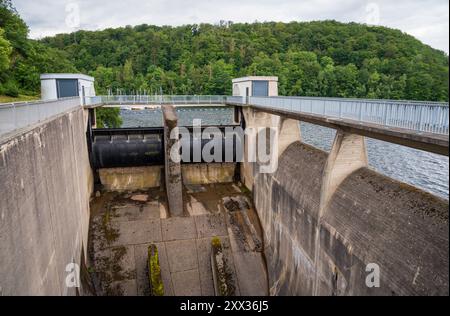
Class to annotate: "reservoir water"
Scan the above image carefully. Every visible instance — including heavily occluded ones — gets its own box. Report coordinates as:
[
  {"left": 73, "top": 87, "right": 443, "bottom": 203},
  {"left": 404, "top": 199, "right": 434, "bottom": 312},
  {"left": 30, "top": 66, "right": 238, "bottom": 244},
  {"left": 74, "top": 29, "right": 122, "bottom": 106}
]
[{"left": 119, "top": 107, "right": 449, "bottom": 200}]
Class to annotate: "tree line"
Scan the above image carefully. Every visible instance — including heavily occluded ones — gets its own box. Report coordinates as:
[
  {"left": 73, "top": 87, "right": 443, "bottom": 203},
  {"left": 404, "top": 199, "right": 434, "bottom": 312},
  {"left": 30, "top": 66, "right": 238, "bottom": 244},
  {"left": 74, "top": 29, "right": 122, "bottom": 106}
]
[
  {"left": 0, "top": 0, "right": 76, "bottom": 97},
  {"left": 1, "top": 0, "right": 449, "bottom": 102}
]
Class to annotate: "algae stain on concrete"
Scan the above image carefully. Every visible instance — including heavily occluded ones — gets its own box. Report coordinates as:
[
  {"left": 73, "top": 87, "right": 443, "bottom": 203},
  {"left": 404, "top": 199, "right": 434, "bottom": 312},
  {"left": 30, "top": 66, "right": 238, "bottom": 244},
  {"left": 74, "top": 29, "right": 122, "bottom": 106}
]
[
  {"left": 211, "top": 237, "right": 236, "bottom": 296},
  {"left": 148, "top": 244, "right": 164, "bottom": 296}
]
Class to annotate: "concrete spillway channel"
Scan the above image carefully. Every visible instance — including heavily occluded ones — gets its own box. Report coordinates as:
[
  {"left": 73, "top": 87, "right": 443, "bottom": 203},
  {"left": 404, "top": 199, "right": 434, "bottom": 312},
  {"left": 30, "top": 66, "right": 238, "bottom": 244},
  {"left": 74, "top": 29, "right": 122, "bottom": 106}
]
[
  {"left": 1, "top": 103, "right": 447, "bottom": 295},
  {"left": 88, "top": 182, "right": 269, "bottom": 296},
  {"left": 85, "top": 104, "right": 449, "bottom": 296},
  {"left": 86, "top": 105, "right": 268, "bottom": 295}
]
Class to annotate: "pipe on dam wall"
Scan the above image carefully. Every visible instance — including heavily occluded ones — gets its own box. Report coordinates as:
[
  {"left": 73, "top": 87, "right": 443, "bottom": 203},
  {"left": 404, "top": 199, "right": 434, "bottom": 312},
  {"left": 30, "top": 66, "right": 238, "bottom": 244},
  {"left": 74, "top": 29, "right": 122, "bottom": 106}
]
[
  {"left": 251, "top": 141, "right": 449, "bottom": 295},
  {"left": 0, "top": 107, "right": 93, "bottom": 295},
  {"left": 90, "top": 126, "right": 242, "bottom": 169}
]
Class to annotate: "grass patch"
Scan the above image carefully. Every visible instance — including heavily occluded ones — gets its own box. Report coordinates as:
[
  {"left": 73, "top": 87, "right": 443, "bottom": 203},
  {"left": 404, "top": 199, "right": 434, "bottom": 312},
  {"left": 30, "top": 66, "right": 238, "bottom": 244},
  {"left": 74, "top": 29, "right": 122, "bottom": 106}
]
[{"left": 0, "top": 95, "right": 40, "bottom": 103}]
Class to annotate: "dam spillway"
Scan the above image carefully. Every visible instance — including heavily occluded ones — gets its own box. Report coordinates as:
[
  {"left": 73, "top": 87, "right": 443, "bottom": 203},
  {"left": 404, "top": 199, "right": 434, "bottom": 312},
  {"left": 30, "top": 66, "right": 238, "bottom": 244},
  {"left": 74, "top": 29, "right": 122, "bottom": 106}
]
[{"left": 0, "top": 95, "right": 448, "bottom": 296}]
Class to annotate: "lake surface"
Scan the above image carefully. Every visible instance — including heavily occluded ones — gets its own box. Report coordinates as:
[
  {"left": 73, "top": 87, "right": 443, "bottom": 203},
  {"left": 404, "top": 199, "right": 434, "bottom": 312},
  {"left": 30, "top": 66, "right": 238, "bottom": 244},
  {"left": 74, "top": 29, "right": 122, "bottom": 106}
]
[{"left": 120, "top": 107, "right": 449, "bottom": 199}]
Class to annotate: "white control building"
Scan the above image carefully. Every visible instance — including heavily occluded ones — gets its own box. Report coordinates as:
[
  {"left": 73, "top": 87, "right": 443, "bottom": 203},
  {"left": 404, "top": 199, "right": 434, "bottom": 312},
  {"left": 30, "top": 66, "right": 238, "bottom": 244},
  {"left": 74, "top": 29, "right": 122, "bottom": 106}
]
[
  {"left": 40, "top": 73, "right": 96, "bottom": 101},
  {"left": 232, "top": 76, "right": 278, "bottom": 98}
]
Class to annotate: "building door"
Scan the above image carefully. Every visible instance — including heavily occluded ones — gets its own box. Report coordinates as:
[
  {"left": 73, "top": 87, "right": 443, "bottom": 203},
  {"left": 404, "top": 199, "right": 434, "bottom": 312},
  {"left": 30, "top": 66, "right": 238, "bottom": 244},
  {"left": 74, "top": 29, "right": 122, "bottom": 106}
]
[
  {"left": 252, "top": 81, "right": 269, "bottom": 97},
  {"left": 56, "top": 79, "right": 79, "bottom": 98}
]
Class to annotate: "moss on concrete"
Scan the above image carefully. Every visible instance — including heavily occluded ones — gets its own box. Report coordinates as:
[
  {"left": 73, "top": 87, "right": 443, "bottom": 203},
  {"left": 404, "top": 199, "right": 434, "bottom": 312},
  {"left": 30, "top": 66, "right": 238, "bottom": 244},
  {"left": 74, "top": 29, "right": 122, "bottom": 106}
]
[
  {"left": 148, "top": 244, "right": 164, "bottom": 296},
  {"left": 211, "top": 237, "right": 235, "bottom": 296},
  {"left": 102, "top": 208, "right": 120, "bottom": 244},
  {"left": 212, "top": 237, "right": 222, "bottom": 248}
]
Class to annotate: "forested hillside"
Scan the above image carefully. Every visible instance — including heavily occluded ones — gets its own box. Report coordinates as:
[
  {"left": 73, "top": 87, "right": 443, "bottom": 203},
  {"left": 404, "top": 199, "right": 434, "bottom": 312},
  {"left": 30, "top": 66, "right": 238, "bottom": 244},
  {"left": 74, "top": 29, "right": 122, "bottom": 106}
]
[
  {"left": 0, "top": 0, "right": 75, "bottom": 98},
  {"left": 1, "top": 0, "right": 448, "bottom": 101},
  {"left": 40, "top": 21, "right": 449, "bottom": 101}
]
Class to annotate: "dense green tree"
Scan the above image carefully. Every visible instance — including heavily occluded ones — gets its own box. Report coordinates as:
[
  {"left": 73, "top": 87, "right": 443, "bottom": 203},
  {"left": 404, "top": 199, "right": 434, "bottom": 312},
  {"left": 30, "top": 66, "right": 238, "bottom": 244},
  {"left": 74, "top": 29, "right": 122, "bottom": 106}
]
[
  {"left": 0, "top": 0, "right": 28, "bottom": 54},
  {"left": 95, "top": 108, "right": 123, "bottom": 128},
  {"left": 204, "top": 60, "right": 234, "bottom": 95},
  {"left": 1, "top": 0, "right": 76, "bottom": 95},
  {"left": 40, "top": 20, "right": 447, "bottom": 101},
  {"left": 89, "top": 66, "right": 116, "bottom": 94},
  {"left": 121, "top": 59, "right": 134, "bottom": 91},
  {"left": 0, "top": 0, "right": 448, "bottom": 102},
  {"left": 0, "top": 27, "right": 11, "bottom": 72},
  {"left": 333, "top": 64, "right": 360, "bottom": 98}
]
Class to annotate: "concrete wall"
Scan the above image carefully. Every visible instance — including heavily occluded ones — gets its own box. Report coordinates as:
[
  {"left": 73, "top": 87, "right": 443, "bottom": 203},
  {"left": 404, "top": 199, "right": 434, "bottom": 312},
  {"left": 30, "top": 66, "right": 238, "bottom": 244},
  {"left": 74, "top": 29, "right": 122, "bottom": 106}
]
[
  {"left": 182, "top": 163, "right": 236, "bottom": 185},
  {"left": 40, "top": 79, "right": 58, "bottom": 100},
  {"left": 99, "top": 166, "right": 162, "bottom": 191},
  {"left": 78, "top": 78, "right": 96, "bottom": 97},
  {"left": 240, "top": 107, "right": 301, "bottom": 191},
  {"left": 0, "top": 106, "right": 93, "bottom": 295},
  {"left": 252, "top": 141, "right": 449, "bottom": 296}
]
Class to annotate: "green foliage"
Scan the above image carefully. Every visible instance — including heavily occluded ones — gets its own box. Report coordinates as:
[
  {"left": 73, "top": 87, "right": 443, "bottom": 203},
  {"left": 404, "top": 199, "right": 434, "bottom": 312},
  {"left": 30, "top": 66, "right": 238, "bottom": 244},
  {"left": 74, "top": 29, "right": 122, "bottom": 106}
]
[
  {"left": 148, "top": 244, "right": 164, "bottom": 296},
  {"left": 0, "top": 0, "right": 29, "bottom": 54},
  {"left": 40, "top": 20, "right": 448, "bottom": 101},
  {"left": 96, "top": 107, "right": 123, "bottom": 128},
  {"left": 1, "top": 79, "right": 18, "bottom": 96},
  {"left": 0, "top": 1, "right": 76, "bottom": 95},
  {"left": 1, "top": 1, "right": 448, "bottom": 102},
  {"left": 0, "top": 27, "right": 11, "bottom": 72}
]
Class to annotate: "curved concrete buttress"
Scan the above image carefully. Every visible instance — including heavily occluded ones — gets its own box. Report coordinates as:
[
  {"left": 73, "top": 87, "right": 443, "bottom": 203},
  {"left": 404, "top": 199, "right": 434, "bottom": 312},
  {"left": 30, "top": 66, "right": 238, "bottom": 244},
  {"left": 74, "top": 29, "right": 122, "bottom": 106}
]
[
  {"left": 253, "top": 141, "right": 327, "bottom": 295},
  {"left": 319, "top": 168, "right": 449, "bottom": 296},
  {"left": 252, "top": 140, "right": 448, "bottom": 296},
  {"left": 240, "top": 107, "right": 301, "bottom": 192}
]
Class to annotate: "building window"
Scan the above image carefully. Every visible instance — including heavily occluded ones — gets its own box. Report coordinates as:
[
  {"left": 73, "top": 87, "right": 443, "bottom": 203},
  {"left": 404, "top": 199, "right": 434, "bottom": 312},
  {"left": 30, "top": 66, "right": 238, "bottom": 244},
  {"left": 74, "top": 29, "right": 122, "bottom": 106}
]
[{"left": 252, "top": 81, "right": 269, "bottom": 97}]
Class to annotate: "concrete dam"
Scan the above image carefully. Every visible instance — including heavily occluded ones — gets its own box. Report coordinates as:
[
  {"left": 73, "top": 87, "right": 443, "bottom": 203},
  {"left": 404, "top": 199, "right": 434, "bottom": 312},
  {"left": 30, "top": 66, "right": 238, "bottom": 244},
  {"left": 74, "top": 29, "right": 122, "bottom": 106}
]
[{"left": 0, "top": 91, "right": 449, "bottom": 296}]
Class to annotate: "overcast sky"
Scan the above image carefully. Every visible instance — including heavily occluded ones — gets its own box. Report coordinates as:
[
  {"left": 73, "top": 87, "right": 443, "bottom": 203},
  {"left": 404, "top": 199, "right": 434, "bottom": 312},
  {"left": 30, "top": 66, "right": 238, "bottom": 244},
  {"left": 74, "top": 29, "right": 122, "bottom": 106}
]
[{"left": 12, "top": 0, "right": 449, "bottom": 53}]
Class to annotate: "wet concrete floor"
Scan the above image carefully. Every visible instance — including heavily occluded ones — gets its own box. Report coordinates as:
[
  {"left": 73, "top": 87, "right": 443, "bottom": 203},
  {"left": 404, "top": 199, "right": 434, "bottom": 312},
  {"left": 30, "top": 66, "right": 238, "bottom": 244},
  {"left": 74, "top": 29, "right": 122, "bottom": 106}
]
[{"left": 88, "top": 182, "right": 268, "bottom": 296}]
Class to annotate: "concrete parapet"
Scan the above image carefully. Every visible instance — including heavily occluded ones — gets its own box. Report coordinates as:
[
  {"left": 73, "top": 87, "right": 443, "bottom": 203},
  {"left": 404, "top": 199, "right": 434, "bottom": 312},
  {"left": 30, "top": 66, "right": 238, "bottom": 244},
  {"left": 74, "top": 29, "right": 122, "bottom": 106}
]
[
  {"left": 0, "top": 107, "right": 93, "bottom": 295},
  {"left": 162, "top": 105, "right": 184, "bottom": 216}
]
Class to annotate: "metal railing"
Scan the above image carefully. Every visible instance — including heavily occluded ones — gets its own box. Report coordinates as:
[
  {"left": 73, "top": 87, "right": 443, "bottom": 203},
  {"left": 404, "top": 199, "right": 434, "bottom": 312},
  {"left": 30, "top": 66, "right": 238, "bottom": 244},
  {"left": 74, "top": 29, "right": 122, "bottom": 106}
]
[
  {"left": 3, "top": 94, "right": 446, "bottom": 139},
  {"left": 0, "top": 97, "right": 81, "bottom": 138},
  {"left": 84, "top": 95, "right": 228, "bottom": 106},
  {"left": 245, "top": 96, "right": 449, "bottom": 135}
]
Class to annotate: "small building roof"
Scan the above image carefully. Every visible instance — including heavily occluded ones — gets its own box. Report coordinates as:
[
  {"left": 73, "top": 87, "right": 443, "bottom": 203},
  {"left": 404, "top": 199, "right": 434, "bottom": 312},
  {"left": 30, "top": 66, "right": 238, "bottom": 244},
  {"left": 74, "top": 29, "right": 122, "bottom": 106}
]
[
  {"left": 232, "top": 76, "right": 278, "bottom": 83},
  {"left": 40, "top": 73, "right": 95, "bottom": 82}
]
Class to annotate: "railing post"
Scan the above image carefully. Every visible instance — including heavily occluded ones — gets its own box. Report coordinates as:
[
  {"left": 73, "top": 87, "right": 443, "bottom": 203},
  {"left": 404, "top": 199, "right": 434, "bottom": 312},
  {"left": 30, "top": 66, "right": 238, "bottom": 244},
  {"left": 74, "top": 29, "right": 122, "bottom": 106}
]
[
  {"left": 358, "top": 102, "right": 362, "bottom": 121},
  {"left": 383, "top": 103, "right": 388, "bottom": 126},
  {"left": 13, "top": 103, "right": 17, "bottom": 130}
]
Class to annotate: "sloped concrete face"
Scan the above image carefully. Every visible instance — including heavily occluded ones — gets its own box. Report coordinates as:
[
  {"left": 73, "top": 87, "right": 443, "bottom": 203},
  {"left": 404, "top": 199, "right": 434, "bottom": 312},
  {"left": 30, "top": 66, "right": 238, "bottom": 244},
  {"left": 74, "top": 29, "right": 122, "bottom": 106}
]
[
  {"left": 254, "top": 142, "right": 326, "bottom": 296},
  {"left": 0, "top": 107, "right": 93, "bottom": 295},
  {"left": 320, "top": 169, "right": 449, "bottom": 296},
  {"left": 253, "top": 141, "right": 449, "bottom": 296}
]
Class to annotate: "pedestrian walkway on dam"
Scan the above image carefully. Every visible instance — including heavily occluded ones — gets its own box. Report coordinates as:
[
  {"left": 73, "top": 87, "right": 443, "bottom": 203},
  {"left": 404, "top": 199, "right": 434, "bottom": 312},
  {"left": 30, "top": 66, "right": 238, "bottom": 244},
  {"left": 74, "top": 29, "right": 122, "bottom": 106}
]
[{"left": 88, "top": 183, "right": 268, "bottom": 296}]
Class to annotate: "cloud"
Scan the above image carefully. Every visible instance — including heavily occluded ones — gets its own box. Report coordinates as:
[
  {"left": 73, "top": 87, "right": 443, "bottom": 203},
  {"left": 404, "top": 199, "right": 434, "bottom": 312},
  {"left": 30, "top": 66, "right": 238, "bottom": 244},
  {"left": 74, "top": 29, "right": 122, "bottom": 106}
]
[{"left": 12, "top": 0, "right": 449, "bottom": 53}]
